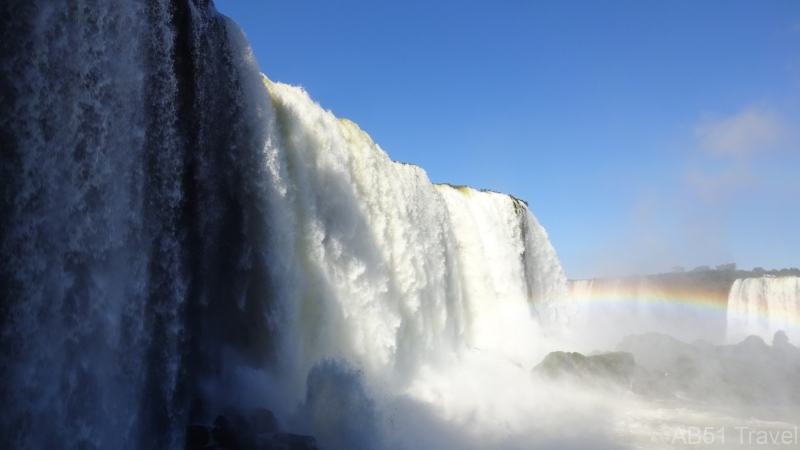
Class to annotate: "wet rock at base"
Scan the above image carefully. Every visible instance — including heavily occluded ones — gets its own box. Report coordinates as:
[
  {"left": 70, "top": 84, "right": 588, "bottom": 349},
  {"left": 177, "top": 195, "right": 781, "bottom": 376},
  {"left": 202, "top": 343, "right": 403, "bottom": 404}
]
[
  {"left": 213, "top": 415, "right": 233, "bottom": 429},
  {"left": 211, "top": 416, "right": 239, "bottom": 450},
  {"left": 186, "top": 409, "right": 318, "bottom": 450},
  {"left": 272, "top": 432, "right": 319, "bottom": 450},
  {"left": 186, "top": 424, "right": 212, "bottom": 449},
  {"left": 251, "top": 408, "right": 280, "bottom": 434},
  {"left": 533, "top": 351, "right": 636, "bottom": 388},
  {"left": 617, "top": 331, "right": 800, "bottom": 405}
]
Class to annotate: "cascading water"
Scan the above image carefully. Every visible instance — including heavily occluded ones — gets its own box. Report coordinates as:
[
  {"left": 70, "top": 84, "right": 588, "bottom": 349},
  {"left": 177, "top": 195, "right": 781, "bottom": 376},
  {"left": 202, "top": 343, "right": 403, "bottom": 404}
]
[
  {"left": 1, "top": 1, "right": 282, "bottom": 448},
  {"left": 250, "top": 75, "right": 571, "bottom": 405},
  {"left": 1, "top": 1, "right": 572, "bottom": 449},
  {"left": 726, "top": 276, "right": 800, "bottom": 344}
]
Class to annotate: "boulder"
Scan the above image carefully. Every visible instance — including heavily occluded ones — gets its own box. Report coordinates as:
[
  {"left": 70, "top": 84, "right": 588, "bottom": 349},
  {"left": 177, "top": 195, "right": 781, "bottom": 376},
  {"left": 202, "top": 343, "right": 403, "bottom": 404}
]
[
  {"left": 187, "top": 408, "right": 316, "bottom": 450},
  {"left": 617, "top": 332, "right": 701, "bottom": 374},
  {"left": 211, "top": 415, "right": 239, "bottom": 449},
  {"left": 213, "top": 415, "right": 233, "bottom": 429},
  {"left": 272, "top": 433, "right": 319, "bottom": 450},
  {"left": 772, "top": 330, "right": 789, "bottom": 347},
  {"left": 251, "top": 408, "right": 280, "bottom": 434},
  {"left": 533, "top": 351, "right": 635, "bottom": 387},
  {"left": 616, "top": 332, "right": 800, "bottom": 405},
  {"left": 186, "top": 424, "right": 211, "bottom": 449},
  {"left": 211, "top": 425, "right": 238, "bottom": 449}
]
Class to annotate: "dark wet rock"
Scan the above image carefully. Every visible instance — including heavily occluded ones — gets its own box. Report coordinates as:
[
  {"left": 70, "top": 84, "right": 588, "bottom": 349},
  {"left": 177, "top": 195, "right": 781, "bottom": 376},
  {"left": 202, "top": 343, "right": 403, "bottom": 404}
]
[
  {"left": 188, "top": 409, "right": 317, "bottom": 450},
  {"left": 538, "top": 331, "right": 800, "bottom": 407},
  {"left": 251, "top": 408, "right": 280, "bottom": 434},
  {"left": 617, "top": 332, "right": 719, "bottom": 398},
  {"left": 239, "top": 432, "right": 259, "bottom": 450},
  {"left": 255, "top": 434, "right": 280, "bottom": 450},
  {"left": 223, "top": 408, "right": 252, "bottom": 431},
  {"left": 257, "top": 443, "right": 286, "bottom": 450},
  {"left": 616, "top": 331, "right": 800, "bottom": 405},
  {"left": 739, "top": 334, "right": 769, "bottom": 352},
  {"left": 773, "top": 330, "right": 789, "bottom": 347},
  {"left": 212, "top": 424, "right": 238, "bottom": 449},
  {"left": 272, "top": 433, "right": 319, "bottom": 450},
  {"left": 533, "top": 351, "right": 636, "bottom": 387},
  {"left": 186, "top": 424, "right": 211, "bottom": 449},
  {"left": 213, "top": 415, "right": 233, "bottom": 429}
]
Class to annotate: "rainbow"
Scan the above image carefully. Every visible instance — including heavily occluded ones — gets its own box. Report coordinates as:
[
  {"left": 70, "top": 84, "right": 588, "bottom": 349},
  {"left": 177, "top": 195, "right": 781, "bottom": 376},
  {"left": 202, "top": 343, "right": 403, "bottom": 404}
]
[{"left": 567, "top": 276, "right": 800, "bottom": 344}]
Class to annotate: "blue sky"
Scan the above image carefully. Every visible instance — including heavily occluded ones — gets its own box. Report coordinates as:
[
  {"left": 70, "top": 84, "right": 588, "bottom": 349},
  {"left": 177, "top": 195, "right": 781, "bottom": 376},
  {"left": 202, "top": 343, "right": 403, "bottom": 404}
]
[{"left": 213, "top": 0, "right": 800, "bottom": 279}]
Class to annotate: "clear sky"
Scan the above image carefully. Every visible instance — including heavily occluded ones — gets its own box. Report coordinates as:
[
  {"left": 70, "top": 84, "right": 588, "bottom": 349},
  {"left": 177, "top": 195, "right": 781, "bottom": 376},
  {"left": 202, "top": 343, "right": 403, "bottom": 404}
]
[{"left": 213, "top": 0, "right": 800, "bottom": 279}]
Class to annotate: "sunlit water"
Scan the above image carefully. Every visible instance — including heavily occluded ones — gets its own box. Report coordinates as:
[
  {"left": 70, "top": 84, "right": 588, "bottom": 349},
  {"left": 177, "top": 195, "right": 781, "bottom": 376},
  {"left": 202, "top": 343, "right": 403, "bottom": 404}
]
[{"left": 1, "top": 2, "right": 798, "bottom": 449}]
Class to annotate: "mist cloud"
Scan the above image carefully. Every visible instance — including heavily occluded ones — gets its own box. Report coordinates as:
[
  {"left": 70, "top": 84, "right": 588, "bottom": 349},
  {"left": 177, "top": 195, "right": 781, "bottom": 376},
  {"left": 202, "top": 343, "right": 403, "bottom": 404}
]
[{"left": 693, "top": 108, "right": 788, "bottom": 158}]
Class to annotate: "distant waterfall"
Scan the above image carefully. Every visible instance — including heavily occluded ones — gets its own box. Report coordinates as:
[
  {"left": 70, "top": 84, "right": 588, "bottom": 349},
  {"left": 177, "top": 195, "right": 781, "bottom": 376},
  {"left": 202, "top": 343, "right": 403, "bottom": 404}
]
[
  {"left": 566, "top": 275, "right": 730, "bottom": 346},
  {"left": 567, "top": 275, "right": 800, "bottom": 347},
  {"left": 0, "top": 2, "right": 570, "bottom": 449},
  {"left": 726, "top": 277, "right": 800, "bottom": 344}
]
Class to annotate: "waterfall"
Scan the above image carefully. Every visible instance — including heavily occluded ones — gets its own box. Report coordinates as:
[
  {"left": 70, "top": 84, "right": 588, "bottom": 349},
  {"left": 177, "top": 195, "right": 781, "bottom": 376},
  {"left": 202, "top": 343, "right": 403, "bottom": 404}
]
[
  {"left": 1, "top": 1, "right": 282, "bottom": 448},
  {"left": 726, "top": 277, "right": 800, "bottom": 344},
  {"left": 0, "top": 2, "right": 570, "bottom": 449},
  {"left": 259, "top": 77, "right": 569, "bottom": 397}
]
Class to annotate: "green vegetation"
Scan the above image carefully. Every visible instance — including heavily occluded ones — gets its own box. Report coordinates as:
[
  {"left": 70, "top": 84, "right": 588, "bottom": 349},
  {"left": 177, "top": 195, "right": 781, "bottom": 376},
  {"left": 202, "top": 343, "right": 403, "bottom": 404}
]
[{"left": 670, "top": 264, "right": 800, "bottom": 279}]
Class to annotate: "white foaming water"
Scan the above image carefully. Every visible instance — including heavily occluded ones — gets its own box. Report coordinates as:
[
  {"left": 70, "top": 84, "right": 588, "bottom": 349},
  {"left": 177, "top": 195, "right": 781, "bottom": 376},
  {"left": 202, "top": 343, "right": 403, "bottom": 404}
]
[
  {"left": 213, "top": 49, "right": 601, "bottom": 446},
  {"left": 198, "top": 12, "right": 800, "bottom": 450},
  {"left": 726, "top": 277, "right": 800, "bottom": 344},
  {"left": 253, "top": 74, "right": 572, "bottom": 397}
]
